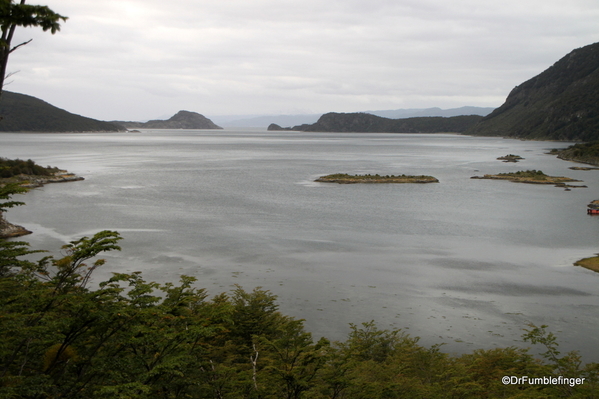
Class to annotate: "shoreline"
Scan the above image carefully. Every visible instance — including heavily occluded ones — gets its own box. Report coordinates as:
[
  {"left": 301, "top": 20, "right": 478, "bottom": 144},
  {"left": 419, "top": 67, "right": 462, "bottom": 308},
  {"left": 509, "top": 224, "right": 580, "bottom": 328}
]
[
  {"left": 574, "top": 256, "right": 599, "bottom": 273},
  {"left": 0, "top": 171, "right": 84, "bottom": 239},
  {"left": 470, "top": 171, "right": 585, "bottom": 188}
]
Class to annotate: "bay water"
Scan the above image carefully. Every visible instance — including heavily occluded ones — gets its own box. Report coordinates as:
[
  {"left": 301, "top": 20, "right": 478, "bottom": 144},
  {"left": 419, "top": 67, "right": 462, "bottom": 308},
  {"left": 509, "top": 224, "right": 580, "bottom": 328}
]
[{"left": 2, "top": 130, "right": 599, "bottom": 360}]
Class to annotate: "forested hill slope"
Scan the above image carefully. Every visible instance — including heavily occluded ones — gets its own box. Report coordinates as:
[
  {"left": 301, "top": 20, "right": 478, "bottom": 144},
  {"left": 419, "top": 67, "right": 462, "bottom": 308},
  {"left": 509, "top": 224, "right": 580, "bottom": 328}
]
[
  {"left": 466, "top": 42, "right": 599, "bottom": 141},
  {"left": 0, "top": 91, "right": 123, "bottom": 132},
  {"left": 269, "top": 112, "right": 482, "bottom": 133}
]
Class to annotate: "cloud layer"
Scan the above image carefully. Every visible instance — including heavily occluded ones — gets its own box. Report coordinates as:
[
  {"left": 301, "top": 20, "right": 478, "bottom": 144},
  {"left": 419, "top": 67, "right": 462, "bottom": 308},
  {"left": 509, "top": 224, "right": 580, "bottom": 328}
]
[{"left": 6, "top": 0, "right": 599, "bottom": 121}]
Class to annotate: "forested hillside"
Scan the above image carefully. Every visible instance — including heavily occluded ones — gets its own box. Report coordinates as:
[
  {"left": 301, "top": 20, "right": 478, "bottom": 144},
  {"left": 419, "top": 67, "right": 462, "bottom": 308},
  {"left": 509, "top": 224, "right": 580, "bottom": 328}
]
[
  {"left": 0, "top": 91, "right": 123, "bottom": 132},
  {"left": 467, "top": 42, "right": 599, "bottom": 141},
  {"left": 550, "top": 141, "right": 599, "bottom": 166},
  {"left": 269, "top": 112, "right": 482, "bottom": 133}
]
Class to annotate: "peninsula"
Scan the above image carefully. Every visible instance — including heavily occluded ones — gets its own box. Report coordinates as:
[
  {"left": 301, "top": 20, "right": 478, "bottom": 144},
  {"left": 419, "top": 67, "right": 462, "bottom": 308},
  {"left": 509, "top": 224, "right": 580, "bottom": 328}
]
[
  {"left": 549, "top": 142, "right": 599, "bottom": 166},
  {"left": 470, "top": 170, "right": 583, "bottom": 188},
  {"left": 0, "top": 158, "right": 84, "bottom": 238},
  {"left": 0, "top": 158, "right": 84, "bottom": 188},
  {"left": 315, "top": 173, "right": 439, "bottom": 184}
]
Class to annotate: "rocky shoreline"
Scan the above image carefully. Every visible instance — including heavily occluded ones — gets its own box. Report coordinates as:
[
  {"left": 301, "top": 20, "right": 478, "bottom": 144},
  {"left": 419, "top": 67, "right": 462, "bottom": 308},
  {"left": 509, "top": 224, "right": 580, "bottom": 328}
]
[
  {"left": 0, "top": 215, "right": 32, "bottom": 238},
  {"left": 0, "top": 171, "right": 84, "bottom": 239},
  {"left": 470, "top": 170, "right": 585, "bottom": 189},
  {"left": 12, "top": 171, "right": 84, "bottom": 188}
]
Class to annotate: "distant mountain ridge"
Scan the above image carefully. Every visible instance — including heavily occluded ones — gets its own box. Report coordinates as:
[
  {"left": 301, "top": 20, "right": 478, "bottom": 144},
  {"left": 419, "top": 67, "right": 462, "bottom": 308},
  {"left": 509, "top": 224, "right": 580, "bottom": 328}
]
[
  {"left": 467, "top": 42, "right": 599, "bottom": 141},
  {"left": 269, "top": 112, "right": 483, "bottom": 133},
  {"left": 0, "top": 91, "right": 123, "bottom": 132},
  {"left": 366, "top": 106, "right": 495, "bottom": 119},
  {"left": 115, "top": 110, "right": 222, "bottom": 130},
  {"left": 213, "top": 106, "right": 493, "bottom": 128}
]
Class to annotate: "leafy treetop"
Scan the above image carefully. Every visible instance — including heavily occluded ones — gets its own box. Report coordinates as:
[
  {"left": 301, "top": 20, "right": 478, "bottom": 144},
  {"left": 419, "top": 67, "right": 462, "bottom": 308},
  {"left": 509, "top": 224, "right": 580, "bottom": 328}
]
[{"left": 0, "top": 0, "right": 67, "bottom": 95}]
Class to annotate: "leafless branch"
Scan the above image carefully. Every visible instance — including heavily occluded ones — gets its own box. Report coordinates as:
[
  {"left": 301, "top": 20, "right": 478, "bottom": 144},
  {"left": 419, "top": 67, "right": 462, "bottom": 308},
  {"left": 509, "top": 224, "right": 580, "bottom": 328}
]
[{"left": 9, "top": 39, "right": 32, "bottom": 54}]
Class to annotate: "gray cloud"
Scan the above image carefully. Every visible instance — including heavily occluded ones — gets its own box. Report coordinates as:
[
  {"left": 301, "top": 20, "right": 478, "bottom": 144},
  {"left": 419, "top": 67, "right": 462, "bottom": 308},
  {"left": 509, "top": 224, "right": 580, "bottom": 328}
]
[{"left": 6, "top": 0, "right": 599, "bottom": 121}]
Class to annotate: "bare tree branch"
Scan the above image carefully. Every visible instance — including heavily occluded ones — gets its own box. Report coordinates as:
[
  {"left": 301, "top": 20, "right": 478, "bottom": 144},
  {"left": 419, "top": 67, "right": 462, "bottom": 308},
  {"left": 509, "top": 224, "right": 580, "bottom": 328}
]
[{"left": 9, "top": 39, "right": 32, "bottom": 54}]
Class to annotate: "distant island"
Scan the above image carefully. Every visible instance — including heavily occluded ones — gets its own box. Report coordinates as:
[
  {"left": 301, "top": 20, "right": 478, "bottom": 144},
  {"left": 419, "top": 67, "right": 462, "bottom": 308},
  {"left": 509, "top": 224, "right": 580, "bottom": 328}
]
[
  {"left": 466, "top": 42, "right": 599, "bottom": 141},
  {"left": 497, "top": 154, "right": 524, "bottom": 162},
  {"left": 0, "top": 91, "right": 123, "bottom": 132},
  {"left": 471, "top": 170, "right": 584, "bottom": 188},
  {"left": 217, "top": 106, "right": 494, "bottom": 128},
  {"left": 269, "top": 113, "right": 482, "bottom": 133},
  {"left": 315, "top": 173, "right": 439, "bottom": 184},
  {"left": 114, "top": 110, "right": 222, "bottom": 130}
]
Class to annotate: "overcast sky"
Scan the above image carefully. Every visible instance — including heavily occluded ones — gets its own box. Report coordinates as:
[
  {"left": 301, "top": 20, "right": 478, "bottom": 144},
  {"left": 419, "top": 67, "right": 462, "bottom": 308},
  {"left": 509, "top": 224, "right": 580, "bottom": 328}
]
[{"left": 6, "top": 0, "right": 599, "bottom": 121}]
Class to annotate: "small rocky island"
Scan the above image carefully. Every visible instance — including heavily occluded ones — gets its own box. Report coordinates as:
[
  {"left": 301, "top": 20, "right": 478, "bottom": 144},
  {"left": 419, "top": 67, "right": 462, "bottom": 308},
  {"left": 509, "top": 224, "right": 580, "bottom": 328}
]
[
  {"left": 470, "top": 170, "right": 584, "bottom": 188},
  {"left": 497, "top": 154, "right": 524, "bottom": 162},
  {"left": 316, "top": 173, "right": 439, "bottom": 184}
]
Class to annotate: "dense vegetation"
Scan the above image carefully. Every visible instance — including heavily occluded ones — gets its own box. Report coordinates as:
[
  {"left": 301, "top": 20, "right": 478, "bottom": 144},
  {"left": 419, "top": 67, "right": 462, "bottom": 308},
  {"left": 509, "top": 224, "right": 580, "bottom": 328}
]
[
  {"left": 270, "top": 113, "right": 483, "bottom": 133},
  {"left": 0, "top": 157, "right": 60, "bottom": 179},
  {"left": 550, "top": 142, "right": 599, "bottom": 166},
  {"left": 496, "top": 170, "right": 550, "bottom": 179},
  {"left": 473, "top": 170, "right": 581, "bottom": 186},
  {"left": 2, "top": 185, "right": 599, "bottom": 398},
  {"left": 467, "top": 42, "right": 599, "bottom": 141},
  {"left": 0, "top": 91, "right": 122, "bottom": 132}
]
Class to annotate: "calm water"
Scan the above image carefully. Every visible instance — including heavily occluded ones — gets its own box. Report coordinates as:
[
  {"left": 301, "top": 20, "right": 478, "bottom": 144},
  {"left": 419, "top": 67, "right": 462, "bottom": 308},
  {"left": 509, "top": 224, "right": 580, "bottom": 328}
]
[{"left": 2, "top": 130, "right": 599, "bottom": 360}]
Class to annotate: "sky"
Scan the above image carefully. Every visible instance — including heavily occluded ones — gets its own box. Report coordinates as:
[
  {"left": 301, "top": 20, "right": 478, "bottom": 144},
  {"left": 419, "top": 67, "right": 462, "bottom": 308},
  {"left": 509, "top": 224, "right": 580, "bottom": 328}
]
[{"left": 6, "top": 0, "right": 599, "bottom": 121}]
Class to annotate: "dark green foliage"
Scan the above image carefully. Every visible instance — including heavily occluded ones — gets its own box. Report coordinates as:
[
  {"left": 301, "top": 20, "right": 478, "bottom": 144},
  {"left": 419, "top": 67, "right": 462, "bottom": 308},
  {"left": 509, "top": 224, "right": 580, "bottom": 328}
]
[
  {"left": 0, "top": 1, "right": 67, "bottom": 35},
  {"left": 467, "top": 42, "right": 599, "bottom": 141},
  {"left": 0, "top": 181, "right": 26, "bottom": 212},
  {"left": 287, "top": 112, "right": 482, "bottom": 133},
  {"left": 0, "top": 157, "right": 59, "bottom": 178},
  {"left": 0, "top": 1, "right": 67, "bottom": 97},
  {"left": 497, "top": 170, "right": 547, "bottom": 178},
  {"left": 0, "top": 91, "right": 123, "bottom": 132},
  {"left": 1, "top": 234, "right": 599, "bottom": 397},
  {"left": 553, "top": 141, "right": 599, "bottom": 166}
]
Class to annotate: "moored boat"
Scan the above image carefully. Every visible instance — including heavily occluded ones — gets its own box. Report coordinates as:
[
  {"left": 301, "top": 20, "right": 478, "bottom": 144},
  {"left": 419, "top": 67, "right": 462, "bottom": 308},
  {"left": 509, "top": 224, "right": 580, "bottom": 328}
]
[{"left": 587, "top": 199, "right": 599, "bottom": 214}]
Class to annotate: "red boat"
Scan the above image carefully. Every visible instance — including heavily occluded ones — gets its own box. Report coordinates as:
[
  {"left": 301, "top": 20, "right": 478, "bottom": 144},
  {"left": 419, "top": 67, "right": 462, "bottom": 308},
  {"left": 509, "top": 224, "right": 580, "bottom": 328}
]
[{"left": 588, "top": 208, "right": 599, "bottom": 215}]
